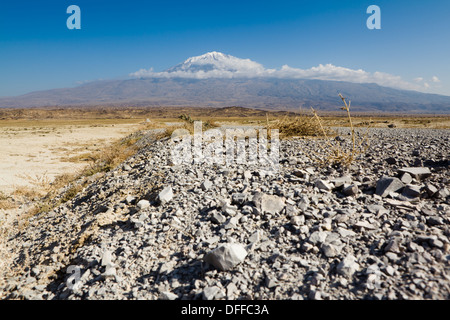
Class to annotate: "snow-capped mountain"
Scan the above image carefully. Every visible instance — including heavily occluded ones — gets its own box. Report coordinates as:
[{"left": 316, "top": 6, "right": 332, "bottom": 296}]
[
  {"left": 2, "top": 51, "right": 450, "bottom": 113},
  {"left": 165, "top": 51, "right": 265, "bottom": 74},
  {"left": 131, "top": 52, "right": 437, "bottom": 94}
]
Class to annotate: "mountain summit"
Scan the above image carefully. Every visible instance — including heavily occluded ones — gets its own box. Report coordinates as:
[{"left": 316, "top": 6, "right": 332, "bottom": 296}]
[
  {"left": 164, "top": 51, "right": 265, "bottom": 76},
  {"left": 131, "top": 52, "right": 438, "bottom": 94}
]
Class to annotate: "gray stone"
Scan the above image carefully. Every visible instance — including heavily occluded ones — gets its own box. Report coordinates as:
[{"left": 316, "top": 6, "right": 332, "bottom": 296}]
[
  {"left": 321, "top": 243, "right": 341, "bottom": 258},
  {"left": 232, "top": 193, "right": 247, "bottom": 205},
  {"left": 204, "top": 243, "right": 248, "bottom": 271},
  {"left": 265, "top": 277, "right": 278, "bottom": 289},
  {"left": 125, "top": 195, "right": 136, "bottom": 205},
  {"left": 427, "top": 216, "right": 444, "bottom": 226},
  {"left": 354, "top": 221, "right": 377, "bottom": 230},
  {"left": 376, "top": 176, "right": 404, "bottom": 197},
  {"left": 285, "top": 204, "right": 299, "bottom": 217},
  {"left": 102, "top": 265, "right": 116, "bottom": 279},
  {"left": 366, "top": 204, "right": 387, "bottom": 214},
  {"left": 226, "top": 282, "right": 238, "bottom": 297},
  {"left": 249, "top": 231, "right": 261, "bottom": 243},
  {"left": 260, "top": 194, "right": 285, "bottom": 215},
  {"left": 437, "top": 187, "right": 449, "bottom": 199},
  {"left": 315, "top": 179, "right": 334, "bottom": 191},
  {"left": 101, "top": 250, "right": 113, "bottom": 267},
  {"left": 160, "top": 291, "right": 178, "bottom": 300},
  {"left": 384, "top": 238, "right": 401, "bottom": 253},
  {"left": 221, "top": 201, "right": 238, "bottom": 216},
  {"left": 402, "top": 185, "right": 421, "bottom": 198},
  {"left": 309, "top": 231, "right": 328, "bottom": 245},
  {"left": 342, "top": 185, "right": 358, "bottom": 196},
  {"left": 425, "top": 184, "right": 438, "bottom": 197},
  {"left": 398, "top": 167, "right": 432, "bottom": 181},
  {"left": 243, "top": 170, "right": 252, "bottom": 180},
  {"left": 211, "top": 211, "right": 226, "bottom": 224},
  {"left": 401, "top": 173, "right": 413, "bottom": 184},
  {"left": 331, "top": 176, "right": 352, "bottom": 188},
  {"left": 337, "top": 227, "right": 356, "bottom": 238},
  {"left": 336, "top": 255, "right": 359, "bottom": 277},
  {"left": 224, "top": 217, "right": 239, "bottom": 229}
]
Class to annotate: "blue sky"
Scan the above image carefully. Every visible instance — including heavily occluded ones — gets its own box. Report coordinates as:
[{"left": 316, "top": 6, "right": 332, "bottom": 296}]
[{"left": 0, "top": 0, "right": 449, "bottom": 97}]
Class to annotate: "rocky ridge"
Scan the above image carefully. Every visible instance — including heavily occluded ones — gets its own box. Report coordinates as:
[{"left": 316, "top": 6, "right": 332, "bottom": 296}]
[{"left": 1, "top": 127, "right": 449, "bottom": 300}]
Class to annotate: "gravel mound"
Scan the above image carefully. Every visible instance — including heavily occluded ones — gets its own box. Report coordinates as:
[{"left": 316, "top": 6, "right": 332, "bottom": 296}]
[{"left": 1, "top": 127, "right": 449, "bottom": 300}]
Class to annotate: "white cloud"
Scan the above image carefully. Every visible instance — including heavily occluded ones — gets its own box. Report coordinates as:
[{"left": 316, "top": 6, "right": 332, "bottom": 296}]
[
  {"left": 432, "top": 76, "right": 440, "bottom": 83},
  {"left": 130, "top": 52, "right": 430, "bottom": 92}
]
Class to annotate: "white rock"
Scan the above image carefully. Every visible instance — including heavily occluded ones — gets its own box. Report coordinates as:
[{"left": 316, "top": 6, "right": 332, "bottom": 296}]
[
  {"left": 125, "top": 195, "right": 136, "bottom": 205},
  {"left": 222, "top": 201, "right": 238, "bottom": 216},
  {"left": 158, "top": 186, "right": 173, "bottom": 204},
  {"left": 102, "top": 264, "right": 116, "bottom": 279},
  {"left": 101, "top": 250, "right": 113, "bottom": 267},
  {"left": 204, "top": 243, "right": 248, "bottom": 271},
  {"left": 201, "top": 180, "right": 213, "bottom": 191},
  {"left": 137, "top": 199, "right": 150, "bottom": 210}
]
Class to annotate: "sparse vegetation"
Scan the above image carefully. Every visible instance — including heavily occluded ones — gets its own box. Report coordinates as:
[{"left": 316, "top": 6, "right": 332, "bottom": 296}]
[
  {"left": 178, "top": 114, "right": 220, "bottom": 132},
  {"left": 15, "top": 131, "right": 145, "bottom": 227},
  {"left": 266, "top": 113, "right": 328, "bottom": 138},
  {"left": 310, "top": 94, "right": 370, "bottom": 167},
  {"left": 0, "top": 191, "right": 14, "bottom": 210}
]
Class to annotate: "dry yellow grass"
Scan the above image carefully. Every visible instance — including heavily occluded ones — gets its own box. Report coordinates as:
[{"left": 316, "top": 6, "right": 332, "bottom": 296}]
[
  {"left": 310, "top": 94, "right": 370, "bottom": 167},
  {"left": 266, "top": 113, "right": 327, "bottom": 138}
]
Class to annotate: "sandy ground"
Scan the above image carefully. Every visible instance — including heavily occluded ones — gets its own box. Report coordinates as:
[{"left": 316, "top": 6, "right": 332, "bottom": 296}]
[{"left": 0, "top": 122, "right": 139, "bottom": 194}]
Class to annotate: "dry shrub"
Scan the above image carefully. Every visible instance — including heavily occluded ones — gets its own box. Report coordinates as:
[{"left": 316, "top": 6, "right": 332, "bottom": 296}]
[
  {"left": 266, "top": 113, "right": 327, "bottom": 138},
  {"left": 310, "top": 94, "right": 370, "bottom": 167},
  {"left": 0, "top": 191, "right": 14, "bottom": 210},
  {"left": 156, "top": 115, "right": 220, "bottom": 139}
]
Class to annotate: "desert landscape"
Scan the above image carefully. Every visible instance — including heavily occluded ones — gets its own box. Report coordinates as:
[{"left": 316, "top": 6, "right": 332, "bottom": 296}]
[
  {"left": 1, "top": 1, "right": 449, "bottom": 304},
  {"left": 0, "top": 105, "right": 448, "bottom": 300}
]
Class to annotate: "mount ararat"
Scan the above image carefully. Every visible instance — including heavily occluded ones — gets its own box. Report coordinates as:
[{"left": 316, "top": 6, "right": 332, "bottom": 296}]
[{"left": 1, "top": 52, "right": 449, "bottom": 113}]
